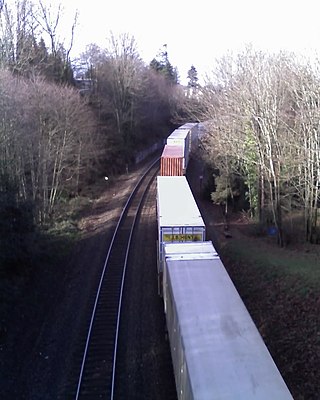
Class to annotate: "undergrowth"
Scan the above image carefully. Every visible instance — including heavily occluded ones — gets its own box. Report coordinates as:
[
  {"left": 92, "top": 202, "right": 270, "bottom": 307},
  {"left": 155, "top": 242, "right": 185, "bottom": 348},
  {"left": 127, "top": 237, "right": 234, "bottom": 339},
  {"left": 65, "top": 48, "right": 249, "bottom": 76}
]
[{"left": 221, "top": 237, "right": 320, "bottom": 292}]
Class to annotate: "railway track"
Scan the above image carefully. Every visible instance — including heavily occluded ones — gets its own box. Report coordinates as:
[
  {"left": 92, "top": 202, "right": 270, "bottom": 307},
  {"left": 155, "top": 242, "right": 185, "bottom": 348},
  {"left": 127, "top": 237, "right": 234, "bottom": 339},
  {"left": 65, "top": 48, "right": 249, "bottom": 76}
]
[{"left": 75, "top": 159, "right": 159, "bottom": 400}]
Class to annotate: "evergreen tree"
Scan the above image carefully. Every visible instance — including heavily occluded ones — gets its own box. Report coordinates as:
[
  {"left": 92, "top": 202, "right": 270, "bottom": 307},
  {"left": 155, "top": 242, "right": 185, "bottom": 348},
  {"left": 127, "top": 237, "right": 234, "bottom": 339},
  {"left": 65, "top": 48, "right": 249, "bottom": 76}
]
[
  {"left": 150, "top": 44, "right": 178, "bottom": 84},
  {"left": 187, "top": 65, "right": 199, "bottom": 88}
]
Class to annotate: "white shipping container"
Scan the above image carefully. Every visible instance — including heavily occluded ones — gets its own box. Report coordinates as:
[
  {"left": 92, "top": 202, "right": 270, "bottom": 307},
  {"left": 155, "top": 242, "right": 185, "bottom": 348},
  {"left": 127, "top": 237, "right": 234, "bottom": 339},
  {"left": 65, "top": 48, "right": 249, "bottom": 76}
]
[
  {"left": 163, "top": 241, "right": 294, "bottom": 400},
  {"left": 178, "top": 122, "right": 199, "bottom": 149},
  {"left": 167, "top": 128, "right": 191, "bottom": 171},
  {"left": 156, "top": 176, "right": 205, "bottom": 278}
]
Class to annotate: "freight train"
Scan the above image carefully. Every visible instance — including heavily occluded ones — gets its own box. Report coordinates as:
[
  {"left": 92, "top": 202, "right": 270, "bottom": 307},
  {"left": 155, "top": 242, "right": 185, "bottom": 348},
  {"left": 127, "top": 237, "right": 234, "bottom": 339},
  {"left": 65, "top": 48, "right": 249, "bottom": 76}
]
[
  {"left": 156, "top": 123, "right": 293, "bottom": 400},
  {"left": 160, "top": 122, "right": 199, "bottom": 176}
]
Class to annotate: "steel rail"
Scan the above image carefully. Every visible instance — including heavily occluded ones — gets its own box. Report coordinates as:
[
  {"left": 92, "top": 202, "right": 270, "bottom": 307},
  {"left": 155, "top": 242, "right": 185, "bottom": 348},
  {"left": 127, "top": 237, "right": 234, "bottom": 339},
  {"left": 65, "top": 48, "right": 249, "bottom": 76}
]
[
  {"left": 75, "top": 158, "right": 159, "bottom": 400},
  {"left": 110, "top": 165, "right": 158, "bottom": 400}
]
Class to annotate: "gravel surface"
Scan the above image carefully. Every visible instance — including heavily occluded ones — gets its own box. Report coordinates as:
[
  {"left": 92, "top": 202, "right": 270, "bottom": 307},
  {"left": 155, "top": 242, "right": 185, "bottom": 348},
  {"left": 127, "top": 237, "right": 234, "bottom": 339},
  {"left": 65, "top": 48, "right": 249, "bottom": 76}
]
[{"left": 0, "top": 165, "right": 151, "bottom": 399}]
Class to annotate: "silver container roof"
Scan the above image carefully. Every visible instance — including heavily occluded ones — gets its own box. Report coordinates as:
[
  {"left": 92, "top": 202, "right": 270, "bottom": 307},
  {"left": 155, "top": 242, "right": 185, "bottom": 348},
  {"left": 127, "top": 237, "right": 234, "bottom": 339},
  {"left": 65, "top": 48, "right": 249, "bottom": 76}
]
[
  {"left": 179, "top": 122, "right": 198, "bottom": 130},
  {"left": 164, "top": 242, "right": 293, "bottom": 400},
  {"left": 157, "top": 176, "right": 205, "bottom": 228},
  {"left": 164, "top": 241, "right": 218, "bottom": 260},
  {"left": 167, "top": 129, "right": 190, "bottom": 140}
]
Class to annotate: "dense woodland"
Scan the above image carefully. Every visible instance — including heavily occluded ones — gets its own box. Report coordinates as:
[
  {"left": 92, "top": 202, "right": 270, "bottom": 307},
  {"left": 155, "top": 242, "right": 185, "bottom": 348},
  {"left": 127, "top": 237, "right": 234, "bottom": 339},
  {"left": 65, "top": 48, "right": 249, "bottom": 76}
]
[
  {"left": 0, "top": 0, "right": 320, "bottom": 274},
  {"left": 194, "top": 49, "right": 320, "bottom": 247}
]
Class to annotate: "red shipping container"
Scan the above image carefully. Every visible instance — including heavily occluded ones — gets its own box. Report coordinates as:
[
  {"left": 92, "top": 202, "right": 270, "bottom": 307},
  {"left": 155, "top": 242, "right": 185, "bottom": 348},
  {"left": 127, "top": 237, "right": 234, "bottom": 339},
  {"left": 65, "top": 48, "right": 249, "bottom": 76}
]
[{"left": 160, "top": 145, "right": 184, "bottom": 176}]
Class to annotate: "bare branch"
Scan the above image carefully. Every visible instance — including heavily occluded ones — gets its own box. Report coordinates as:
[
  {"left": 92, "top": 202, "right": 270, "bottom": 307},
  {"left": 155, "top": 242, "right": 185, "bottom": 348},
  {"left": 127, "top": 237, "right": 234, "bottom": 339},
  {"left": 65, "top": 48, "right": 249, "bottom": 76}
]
[{"left": 36, "top": 0, "right": 62, "bottom": 54}]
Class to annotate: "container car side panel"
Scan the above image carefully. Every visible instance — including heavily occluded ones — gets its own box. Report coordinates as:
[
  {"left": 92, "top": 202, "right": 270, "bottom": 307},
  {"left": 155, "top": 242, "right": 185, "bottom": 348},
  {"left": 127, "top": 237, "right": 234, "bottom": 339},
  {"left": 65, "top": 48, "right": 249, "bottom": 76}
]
[
  {"left": 167, "top": 129, "right": 191, "bottom": 172},
  {"left": 160, "top": 156, "right": 183, "bottom": 176},
  {"left": 164, "top": 263, "right": 193, "bottom": 400},
  {"left": 156, "top": 176, "right": 205, "bottom": 276},
  {"left": 160, "top": 145, "right": 184, "bottom": 176}
]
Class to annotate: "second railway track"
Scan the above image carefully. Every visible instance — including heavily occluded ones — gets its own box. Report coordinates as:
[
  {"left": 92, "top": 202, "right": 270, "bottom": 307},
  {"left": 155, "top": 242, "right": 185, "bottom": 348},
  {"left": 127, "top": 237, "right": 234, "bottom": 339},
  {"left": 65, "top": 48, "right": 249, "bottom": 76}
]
[{"left": 75, "top": 159, "right": 159, "bottom": 400}]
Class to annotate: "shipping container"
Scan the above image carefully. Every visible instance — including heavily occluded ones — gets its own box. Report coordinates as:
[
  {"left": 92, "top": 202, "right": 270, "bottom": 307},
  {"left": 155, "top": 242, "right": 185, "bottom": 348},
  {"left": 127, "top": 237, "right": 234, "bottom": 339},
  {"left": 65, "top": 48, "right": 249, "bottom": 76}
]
[
  {"left": 179, "top": 122, "right": 198, "bottom": 130},
  {"left": 163, "top": 241, "right": 294, "bottom": 400},
  {"left": 160, "top": 145, "right": 184, "bottom": 176},
  {"left": 178, "top": 122, "right": 199, "bottom": 153},
  {"left": 156, "top": 176, "right": 205, "bottom": 293},
  {"left": 166, "top": 128, "right": 191, "bottom": 172}
]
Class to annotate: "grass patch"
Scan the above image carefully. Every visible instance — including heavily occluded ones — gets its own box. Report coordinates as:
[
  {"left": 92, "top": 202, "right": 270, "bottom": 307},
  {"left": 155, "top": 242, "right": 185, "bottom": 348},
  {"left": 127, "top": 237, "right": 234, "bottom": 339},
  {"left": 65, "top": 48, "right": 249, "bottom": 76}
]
[{"left": 222, "top": 237, "right": 320, "bottom": 291}]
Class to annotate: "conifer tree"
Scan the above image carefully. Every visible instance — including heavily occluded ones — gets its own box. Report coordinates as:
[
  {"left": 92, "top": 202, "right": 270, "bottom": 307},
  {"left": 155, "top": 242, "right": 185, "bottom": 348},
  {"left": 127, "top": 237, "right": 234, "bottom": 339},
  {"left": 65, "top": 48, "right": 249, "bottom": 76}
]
[
  {"left": 150, "top": 44, "right": 178, "bottom": 84},
  {"left": 187, "top": 65, "right": 199, "bottom": 89}
]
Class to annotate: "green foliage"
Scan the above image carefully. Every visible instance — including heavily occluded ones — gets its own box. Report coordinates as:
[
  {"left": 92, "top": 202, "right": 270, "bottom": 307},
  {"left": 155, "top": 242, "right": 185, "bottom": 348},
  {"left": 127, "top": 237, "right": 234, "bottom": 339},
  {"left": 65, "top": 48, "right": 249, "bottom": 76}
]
[
  {"left": 243, "top": 124, "right": 259, "bottom": 216},
  {"left": 224, "top": 237, "right": 320, "bottom": 289},
  {"left": 149, "top": 44, "right": 178, "bottom": 84},
  {"left": 211, "top": 174, "right": 230, "bottom": 205},
  {"left": 199, "top": 49, "right": 320, "bottom": 244},
  {"left": 211, "top": 166, "right": 248, "bottom": 212},
  {"left": 187, "top": 65, "right": 199, "bottom": 88}
]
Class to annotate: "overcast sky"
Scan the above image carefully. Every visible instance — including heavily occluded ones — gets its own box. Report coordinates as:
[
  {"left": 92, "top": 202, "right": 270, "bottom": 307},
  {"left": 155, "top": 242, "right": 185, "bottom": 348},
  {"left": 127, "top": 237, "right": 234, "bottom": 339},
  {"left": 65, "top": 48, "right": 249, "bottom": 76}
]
[{"left": 29, "top": 0, "right": 320, "bottom": 83}]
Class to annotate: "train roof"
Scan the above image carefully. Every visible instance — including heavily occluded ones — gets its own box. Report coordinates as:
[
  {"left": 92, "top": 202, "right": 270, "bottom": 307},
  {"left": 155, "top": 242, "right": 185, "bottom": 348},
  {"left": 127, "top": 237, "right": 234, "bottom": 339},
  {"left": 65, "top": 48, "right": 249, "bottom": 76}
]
[
  {"left": 167, "top": 129, "right": 190, "bottom": 140},
  {"left": 157, "top": 176, "right": 205, "bottom": 228},
  {"left": 179, "top": 122, "right": 198, "bottom": 130},
  {"left": 161, "top": 145, "right": 184, "bottom": 158},
  {"left": 164, "top": 241, "right": 218, "bottom": 259},
  {"left": 164, "top": 241, "right": 293, "bottom": 399}
]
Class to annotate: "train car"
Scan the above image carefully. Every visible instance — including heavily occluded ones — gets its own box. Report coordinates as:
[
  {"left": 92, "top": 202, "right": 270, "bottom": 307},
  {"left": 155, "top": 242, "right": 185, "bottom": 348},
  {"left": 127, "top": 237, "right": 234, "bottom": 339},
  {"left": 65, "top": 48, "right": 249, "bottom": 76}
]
[
  {"left": 166, "top": 128, "right": 191, "bottom": 173},
  {"left": 156, "top": 176, "right": 205, "bottom": 293},
  {"left": 160, "top": 144, "right": 184, "bottom": 176},
  {"left": 179, "top": 122, "right": 198, "bottom": 130},
  {"left": 178, "top": 122, "right": 199, "bottom": 152},
  {"left": 162, "top": 241, "right": 294, "bottom": 400}
]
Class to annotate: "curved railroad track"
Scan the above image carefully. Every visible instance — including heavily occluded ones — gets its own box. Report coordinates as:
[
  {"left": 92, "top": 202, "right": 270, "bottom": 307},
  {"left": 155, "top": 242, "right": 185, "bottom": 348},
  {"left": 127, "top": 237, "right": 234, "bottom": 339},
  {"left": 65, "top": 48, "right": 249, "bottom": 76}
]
[
  {"left": 75, "top": 159, "right": 159, "bottom": 400},
  {"left": 112, "top": 176, "right": 177, "bottom": 400}
]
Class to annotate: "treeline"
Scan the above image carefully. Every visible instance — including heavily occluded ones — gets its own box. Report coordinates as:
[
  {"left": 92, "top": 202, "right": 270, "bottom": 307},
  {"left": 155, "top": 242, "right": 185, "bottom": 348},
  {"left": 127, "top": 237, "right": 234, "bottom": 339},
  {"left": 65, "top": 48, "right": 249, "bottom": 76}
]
[
  {"left": 0, "top": 67, "right": 102, "bottom": 269},
  {"left": 196, "top": 48, "right": 320, "bottom": 245},
  {"left": 4, "top": 2, "right": 319, "bottom": 264},
  {"left": 75, "top": 37, "right": 183, "bottom": 164},
  {"left": 0, "top": 1, "right": 75, "bottom": 84},
  {"left": 0, "top": 1, "right": 186, "bottom": 220},
  {"left": 0, "top": 1, "right": 192, "bottom": 272}
]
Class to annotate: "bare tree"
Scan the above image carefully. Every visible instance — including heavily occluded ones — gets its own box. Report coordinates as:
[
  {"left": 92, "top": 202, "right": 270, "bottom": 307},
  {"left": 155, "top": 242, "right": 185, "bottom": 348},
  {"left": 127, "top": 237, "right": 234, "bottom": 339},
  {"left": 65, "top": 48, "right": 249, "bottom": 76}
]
[
  {"left": 75, "top": 35, "right": 181, "bottom": 167},
  {"left": 36, "top": 0, "right": 78, "bottom": 62},
  {"left": 0, "top": 0, "right": 39, "bottom": 72},
  {"left": 0, "top": 0, "right": 77, "bottom": 82},
  {"left": 34, "top": 1, "right": 78, "bottom": 83},
  {"left": 198, "top": 49, "right": 315, "bottom": 245},
  {"left": 92, "top": 33, "right": 146, "bottom": 152},
  {"left": 289, "top": 62, "right": 320, "bottom": 242},
  {"left": 0, "top": 69, "right": 102, "bottom": 222}
]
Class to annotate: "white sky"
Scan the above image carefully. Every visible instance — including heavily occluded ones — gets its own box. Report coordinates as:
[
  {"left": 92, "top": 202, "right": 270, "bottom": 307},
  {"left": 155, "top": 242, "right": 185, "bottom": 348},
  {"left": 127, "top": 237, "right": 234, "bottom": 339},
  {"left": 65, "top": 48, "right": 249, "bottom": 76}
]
[{"left": 9, "top": 0, "right": 320, "bottom": 84}]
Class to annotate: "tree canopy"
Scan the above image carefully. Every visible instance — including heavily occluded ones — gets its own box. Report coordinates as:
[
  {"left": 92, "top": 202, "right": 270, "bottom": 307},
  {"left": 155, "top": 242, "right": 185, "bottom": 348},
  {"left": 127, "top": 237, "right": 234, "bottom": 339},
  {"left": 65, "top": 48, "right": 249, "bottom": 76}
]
[
  {"left": 149, "top": 44, "right": 178, "bottom": 84},
  {"left": 187, "top": 65, "right": 199, "bottom": 88},
  {"left": 197, "top": 48, "right": 320, "bottom": 245}
]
